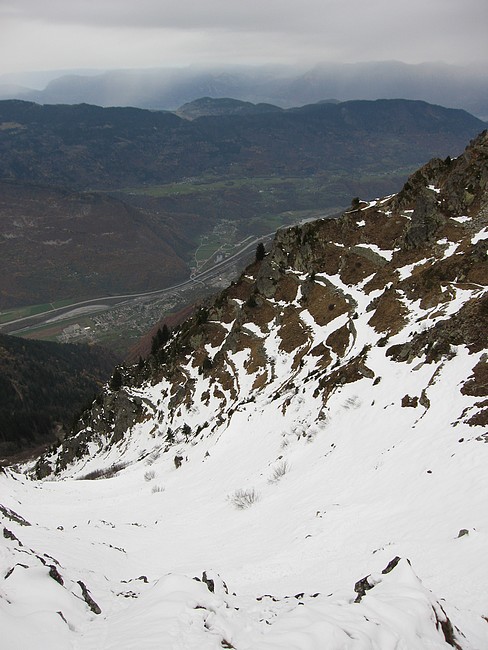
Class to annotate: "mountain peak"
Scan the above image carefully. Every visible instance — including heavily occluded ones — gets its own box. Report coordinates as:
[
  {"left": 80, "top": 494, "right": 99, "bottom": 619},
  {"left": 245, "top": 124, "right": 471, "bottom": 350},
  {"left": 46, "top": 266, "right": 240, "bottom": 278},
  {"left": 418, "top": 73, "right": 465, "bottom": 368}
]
[{"left": 175, "top": 96, "right": 282, "bottom": 120}]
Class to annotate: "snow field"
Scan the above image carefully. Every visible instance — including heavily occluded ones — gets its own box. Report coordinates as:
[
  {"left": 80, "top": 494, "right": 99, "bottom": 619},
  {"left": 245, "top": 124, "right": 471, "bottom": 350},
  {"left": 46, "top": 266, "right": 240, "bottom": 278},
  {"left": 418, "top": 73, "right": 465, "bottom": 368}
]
[{"left": 2, "top": 324, "right": 488, "bottom": 647}]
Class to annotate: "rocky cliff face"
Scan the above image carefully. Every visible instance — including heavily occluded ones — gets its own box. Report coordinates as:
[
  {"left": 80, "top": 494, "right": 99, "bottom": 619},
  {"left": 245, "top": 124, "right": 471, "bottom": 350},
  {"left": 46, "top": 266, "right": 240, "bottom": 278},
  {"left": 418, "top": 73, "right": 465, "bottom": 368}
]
[{"left": 35, "top": 130, "right": 488, "bottom": 478}]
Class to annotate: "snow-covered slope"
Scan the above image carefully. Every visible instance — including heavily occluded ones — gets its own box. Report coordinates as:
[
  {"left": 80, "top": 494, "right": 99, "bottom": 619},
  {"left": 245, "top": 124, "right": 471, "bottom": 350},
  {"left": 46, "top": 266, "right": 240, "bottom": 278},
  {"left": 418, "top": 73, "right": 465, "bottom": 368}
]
[{"left": 2, "top": 131, "right": 488, "bottom": 648}]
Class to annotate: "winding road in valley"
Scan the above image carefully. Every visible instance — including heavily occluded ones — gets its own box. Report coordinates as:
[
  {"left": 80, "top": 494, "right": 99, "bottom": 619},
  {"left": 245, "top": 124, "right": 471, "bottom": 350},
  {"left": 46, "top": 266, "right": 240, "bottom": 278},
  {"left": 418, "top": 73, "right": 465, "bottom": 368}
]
[{"left": 0, "top": 233, "right": 275, "bottom": 335}]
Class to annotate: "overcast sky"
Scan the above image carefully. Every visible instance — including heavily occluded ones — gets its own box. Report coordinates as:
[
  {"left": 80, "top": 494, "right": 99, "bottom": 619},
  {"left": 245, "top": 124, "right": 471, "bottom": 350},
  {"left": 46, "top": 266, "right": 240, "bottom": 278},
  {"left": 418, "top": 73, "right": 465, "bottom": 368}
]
[{"left": 1, "top": 0, "right": 487, "bottom": 78}]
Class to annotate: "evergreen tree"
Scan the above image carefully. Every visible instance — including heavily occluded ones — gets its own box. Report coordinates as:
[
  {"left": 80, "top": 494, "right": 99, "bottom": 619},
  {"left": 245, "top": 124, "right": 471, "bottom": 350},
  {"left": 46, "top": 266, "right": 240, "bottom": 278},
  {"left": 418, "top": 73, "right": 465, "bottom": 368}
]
[
  {"left": 160, "top": 324, "right": 170, "bottom": 344},
  {"left": 109, "top": 368, "right": 123, "bottom": 391},
  {"left": 151, "top": 323, "right": 170, "bottom": 355},
  {"left": 256, "top": 242, "right": 266, "bottom": 261}
]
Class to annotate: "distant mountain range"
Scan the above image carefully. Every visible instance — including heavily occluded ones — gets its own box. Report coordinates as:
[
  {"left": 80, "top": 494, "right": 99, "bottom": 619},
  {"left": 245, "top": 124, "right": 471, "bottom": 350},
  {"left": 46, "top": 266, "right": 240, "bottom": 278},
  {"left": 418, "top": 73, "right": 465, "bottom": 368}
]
[
  {"left": 0, "top": 97, "right": 484, "bottom": 191},
  {"left": 1, "top": 61, "right": 487, "bottom": 119}
]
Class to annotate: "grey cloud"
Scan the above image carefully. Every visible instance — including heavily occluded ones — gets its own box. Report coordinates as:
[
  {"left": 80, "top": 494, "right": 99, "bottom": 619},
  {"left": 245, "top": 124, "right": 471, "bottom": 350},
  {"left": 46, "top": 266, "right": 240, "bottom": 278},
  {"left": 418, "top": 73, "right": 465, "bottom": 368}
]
[
  {"left": 0, "top": 0, "right": 486, "bottom": 75},
  {"left": 2, "top": 0, "right": 318, "bottom": 31},
  {"left": 3, "top": 0, "right": 486, "bottom": 35}
]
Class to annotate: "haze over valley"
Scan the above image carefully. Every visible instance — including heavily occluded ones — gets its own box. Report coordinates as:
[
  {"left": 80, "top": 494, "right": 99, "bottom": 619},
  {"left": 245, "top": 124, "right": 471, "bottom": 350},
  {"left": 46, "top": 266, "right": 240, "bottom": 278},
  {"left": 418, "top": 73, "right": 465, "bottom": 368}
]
[{"left": 1, "top": 61, "right": 488, "bottom": 120}]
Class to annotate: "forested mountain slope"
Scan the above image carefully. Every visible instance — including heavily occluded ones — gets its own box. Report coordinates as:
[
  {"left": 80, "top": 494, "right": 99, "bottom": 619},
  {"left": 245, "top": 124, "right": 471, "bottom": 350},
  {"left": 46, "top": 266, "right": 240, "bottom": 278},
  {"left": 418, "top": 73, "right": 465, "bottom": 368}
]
[{"left": 0, "top": 334, "right": 118, "bottom": 459}]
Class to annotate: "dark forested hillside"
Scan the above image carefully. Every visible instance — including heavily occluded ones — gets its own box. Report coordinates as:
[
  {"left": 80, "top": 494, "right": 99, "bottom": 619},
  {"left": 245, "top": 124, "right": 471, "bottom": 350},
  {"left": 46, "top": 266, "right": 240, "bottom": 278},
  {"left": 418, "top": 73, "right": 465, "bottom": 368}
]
[
  {"left": 0, "top": 98, "right": 484, "bottom": 190},
  {"left": 0, "top": 180, "right": 190, "bottom": 308},
  {"left": 0, "top": 334, "right": 118, "bottom": 459}
]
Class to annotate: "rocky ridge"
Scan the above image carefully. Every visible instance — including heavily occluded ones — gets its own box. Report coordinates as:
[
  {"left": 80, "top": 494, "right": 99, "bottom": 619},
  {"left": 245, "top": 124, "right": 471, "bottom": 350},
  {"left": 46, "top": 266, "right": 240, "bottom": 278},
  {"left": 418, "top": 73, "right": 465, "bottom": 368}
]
[{"left": 35, "top": 130, "right": 488, "bottom": 478}]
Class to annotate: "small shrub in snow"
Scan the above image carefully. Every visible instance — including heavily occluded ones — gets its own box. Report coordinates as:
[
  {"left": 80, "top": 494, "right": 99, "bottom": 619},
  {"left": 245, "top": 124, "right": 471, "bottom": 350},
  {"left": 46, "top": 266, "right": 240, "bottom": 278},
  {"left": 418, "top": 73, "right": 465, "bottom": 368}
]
[
  {"left": 342, "top": 395, "right": 360, "bottom": 410},
  {"left": 145, "top": 449, "right": 161, "bottom": 466},
  {"left": 305, "top": 427, "right": 319, "bottom": 443},
  {"left": 230, "top": 488, "right": 260, "bottom": 510},
  {"left": 78, "top": 462, "right": 127, "bottom": 480},
  {"left": 181, "top": 423, "right": 192, "bottom": 442},
  {"left": 269, "top": 460, "right": 290, "bottom": 483},
  {"left": 144, "top": 470, "right": 155, "bottom": 482},
  {"left": 151, "top": 485, "right": 164, "bottom": 493}
]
